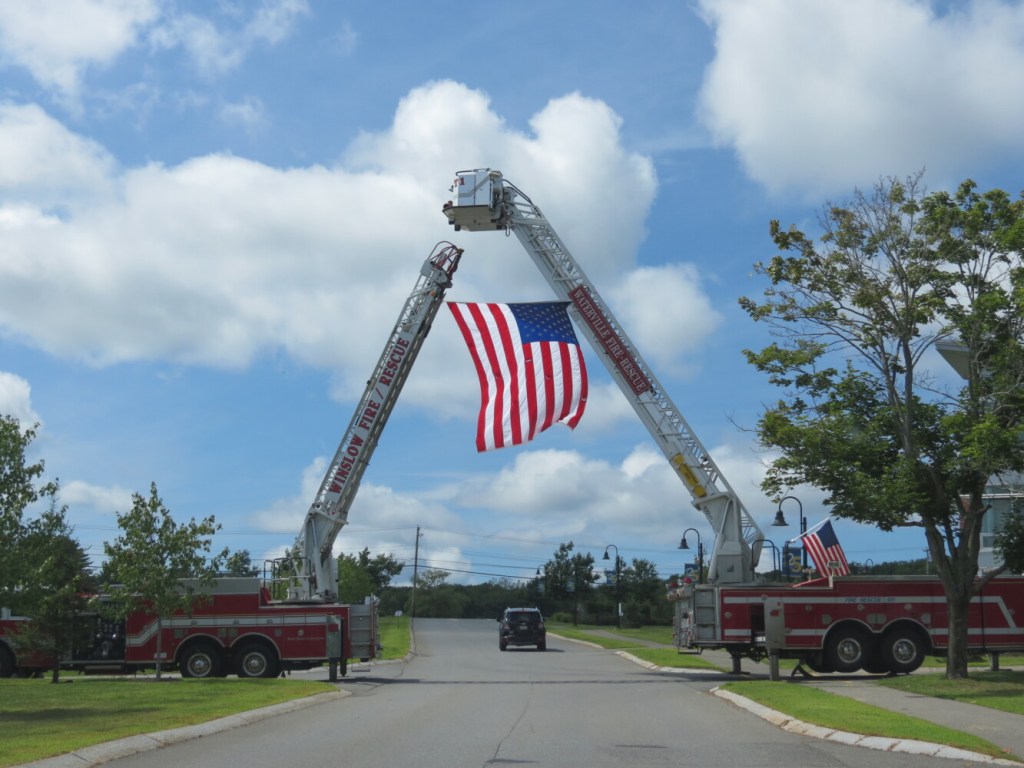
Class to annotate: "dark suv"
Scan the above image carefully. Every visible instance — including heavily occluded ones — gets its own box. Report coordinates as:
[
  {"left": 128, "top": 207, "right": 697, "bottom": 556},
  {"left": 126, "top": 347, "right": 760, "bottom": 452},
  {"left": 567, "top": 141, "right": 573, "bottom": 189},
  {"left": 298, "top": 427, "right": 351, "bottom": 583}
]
[{"left": 498, "top": 607, "right": 546, "bottom": 651}]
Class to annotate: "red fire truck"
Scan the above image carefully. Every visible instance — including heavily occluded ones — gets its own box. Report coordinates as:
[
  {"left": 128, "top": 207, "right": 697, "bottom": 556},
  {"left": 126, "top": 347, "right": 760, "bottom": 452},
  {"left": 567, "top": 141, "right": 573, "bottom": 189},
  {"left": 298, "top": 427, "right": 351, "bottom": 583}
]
[
  {"left": 1, "top": 242, "right": 464, "bottom": 680},
  {"left": 443, "top": 169, "right": 1024, "bottom": 678},
  {"left": 668, "top": 574, "right": 1024, "bottom": 675},
  {"left": 2, "top": 580, "right": 372, "bottom": 681}
]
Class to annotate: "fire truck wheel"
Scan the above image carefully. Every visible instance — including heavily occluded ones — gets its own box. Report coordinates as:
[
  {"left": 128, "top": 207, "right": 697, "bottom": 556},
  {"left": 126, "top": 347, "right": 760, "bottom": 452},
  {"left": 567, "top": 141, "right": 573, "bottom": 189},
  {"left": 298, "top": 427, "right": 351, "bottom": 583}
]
[
  {"left": 0, "top": 646, "right": 14, "bottom": 678},
  {"left": 879, "top": 628, "right": 926, "bottom": 674},
  {"left": 824, "top": 627, "right": 873, "bottom": 673},
  {"left": 234, "top": 643, "right": 281, "bottom": 679},
  {"left": 180, "top": 642, "right": 223, "bottom": 679}
]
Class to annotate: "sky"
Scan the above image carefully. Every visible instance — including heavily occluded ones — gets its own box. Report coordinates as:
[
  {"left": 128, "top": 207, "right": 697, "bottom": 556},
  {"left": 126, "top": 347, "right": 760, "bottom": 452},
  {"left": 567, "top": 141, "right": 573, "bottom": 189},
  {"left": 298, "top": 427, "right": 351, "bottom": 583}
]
[{"left": 2, "top": 0, "right": 1023, "bottom": 590}]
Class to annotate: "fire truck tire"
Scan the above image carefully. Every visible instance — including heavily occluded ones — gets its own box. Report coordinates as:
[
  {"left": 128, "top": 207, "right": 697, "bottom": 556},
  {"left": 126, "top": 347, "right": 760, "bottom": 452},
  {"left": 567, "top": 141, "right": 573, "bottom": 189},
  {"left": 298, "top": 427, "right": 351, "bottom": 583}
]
[
  {"left": 234, "top": 643, "right": 280, "bottom": 679},
  {"left": 0, "top": 645, "right": 14, "bottom": 678},
  {"left": 824, "top": 627, "right": 873, "bottom": 673},
  {"left": 879, "top": 628, "right": 927, "bottom": 674},
  {"left": 180, "top": 642, "right": 223, "bottom": 679}
]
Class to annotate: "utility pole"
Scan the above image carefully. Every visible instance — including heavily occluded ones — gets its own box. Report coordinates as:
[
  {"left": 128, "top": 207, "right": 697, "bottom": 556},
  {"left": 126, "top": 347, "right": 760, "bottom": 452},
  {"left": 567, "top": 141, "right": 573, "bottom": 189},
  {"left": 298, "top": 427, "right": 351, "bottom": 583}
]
[{"left": 410, "top": 526, "right": 422, "bottom": 619}]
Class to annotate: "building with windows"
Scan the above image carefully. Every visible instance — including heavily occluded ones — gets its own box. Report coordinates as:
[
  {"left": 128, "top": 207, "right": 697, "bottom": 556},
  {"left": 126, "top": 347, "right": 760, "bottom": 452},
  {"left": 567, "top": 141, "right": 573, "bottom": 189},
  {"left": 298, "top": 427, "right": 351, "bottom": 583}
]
[{"left": 978, "top": 473, "right": 1022, "bottom": 572}]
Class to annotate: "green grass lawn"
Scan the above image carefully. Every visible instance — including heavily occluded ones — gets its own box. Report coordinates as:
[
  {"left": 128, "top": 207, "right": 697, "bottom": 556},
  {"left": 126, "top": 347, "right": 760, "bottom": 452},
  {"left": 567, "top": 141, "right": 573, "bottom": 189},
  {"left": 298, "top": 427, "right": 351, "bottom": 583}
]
[
  {"left": 720, "top": 680, "right": 1019, "bottom": 762},
  {"left": 547, "top": 622, "right": 724, "bottom": 669},
  {"left": 0, "top": 678, "right": 331, "bottom": 767},
  {"left": 877, "top": 669, "right": 1024, "bottom": 715},
  {"left": 0, "top": 617, "right": 415, "bottom": 767},
  {"left": 377, "top": 614, "right": 411, "bottom": 660},
  {"left": 623, "top": 647, "right": 724, "bottom": 670}
]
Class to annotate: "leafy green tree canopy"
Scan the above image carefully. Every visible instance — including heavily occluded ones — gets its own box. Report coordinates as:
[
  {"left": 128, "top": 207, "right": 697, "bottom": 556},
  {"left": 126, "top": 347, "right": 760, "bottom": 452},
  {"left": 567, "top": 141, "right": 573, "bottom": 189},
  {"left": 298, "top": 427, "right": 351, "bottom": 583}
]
[
  {"left": 103, "top": 482, "right": 227, "bottom": 619},
  {"left": 0, "top": 417, "right": 57, "bottom": 602},
  {"left": 740, "top": 173, "right": 1024, "bottom": 677},
  {"left": 221, "top": 549, "right": 260, "bottom": 577},
  {"left": 15, "top": 491, "right": 92, "bottom": 682}
]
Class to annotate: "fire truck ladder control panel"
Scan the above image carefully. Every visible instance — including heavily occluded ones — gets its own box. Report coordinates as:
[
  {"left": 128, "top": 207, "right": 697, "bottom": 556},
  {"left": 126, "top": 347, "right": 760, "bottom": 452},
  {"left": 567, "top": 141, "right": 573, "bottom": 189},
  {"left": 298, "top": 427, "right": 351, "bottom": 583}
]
[
  {"left": 443, "top": 169, "right": 763, "bottom": 584},
  {"left": 285, "top": 242, "right": 463, "bottom": 601}
]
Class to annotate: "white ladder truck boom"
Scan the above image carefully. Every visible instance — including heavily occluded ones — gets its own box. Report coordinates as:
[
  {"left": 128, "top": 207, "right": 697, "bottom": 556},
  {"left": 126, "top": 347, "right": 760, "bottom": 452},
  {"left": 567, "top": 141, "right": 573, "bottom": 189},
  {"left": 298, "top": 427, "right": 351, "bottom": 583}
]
[
  {"left": 285, "top": 242, "right": 464, "bottom": 601},
  {"left": 442, "top": 169, "right": 763, "bottom": 584}
]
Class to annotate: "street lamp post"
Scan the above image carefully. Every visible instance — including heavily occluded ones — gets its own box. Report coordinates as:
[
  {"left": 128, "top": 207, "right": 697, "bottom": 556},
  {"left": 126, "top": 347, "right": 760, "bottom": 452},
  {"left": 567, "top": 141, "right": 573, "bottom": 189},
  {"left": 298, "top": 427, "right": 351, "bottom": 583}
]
[
  {"left": 410, "top": 526, "right": 423, "bottom": 619},
  {"left": 602, "top": 545, "right": 621, "bottom": 628},
  {"left": 678, "top": 528, "right": 704, "bottom": 584},
  {"left": 771, "top": 495, "right": 807, "bottom": 574},
  {"left": 759, "top": 539, "right": 782, "bottom": 581}
]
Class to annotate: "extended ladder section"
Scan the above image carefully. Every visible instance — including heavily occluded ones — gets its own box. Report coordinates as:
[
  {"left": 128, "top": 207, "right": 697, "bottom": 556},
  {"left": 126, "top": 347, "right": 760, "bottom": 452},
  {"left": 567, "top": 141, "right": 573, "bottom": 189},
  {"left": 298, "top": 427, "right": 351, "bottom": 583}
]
[
  {"left": 288, "top": 242, "right": 463, "bottom": 601},
  {"left": 443, "top": 169, "right": 762, "bottom": 584}
]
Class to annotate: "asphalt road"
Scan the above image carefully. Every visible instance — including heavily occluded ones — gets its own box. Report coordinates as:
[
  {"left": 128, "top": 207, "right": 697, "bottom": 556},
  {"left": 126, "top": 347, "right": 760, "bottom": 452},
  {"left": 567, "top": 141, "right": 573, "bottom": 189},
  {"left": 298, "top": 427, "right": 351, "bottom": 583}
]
[{"left": 96, "top": 619, "right": 981, "bottom": 768}]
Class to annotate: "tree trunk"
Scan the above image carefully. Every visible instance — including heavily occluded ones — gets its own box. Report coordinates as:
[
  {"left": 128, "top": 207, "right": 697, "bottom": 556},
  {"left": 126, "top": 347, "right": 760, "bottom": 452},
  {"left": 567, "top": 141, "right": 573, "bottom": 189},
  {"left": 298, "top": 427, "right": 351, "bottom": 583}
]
[{"left": 945, "top": 592, "right": 971, "bottom": 678}]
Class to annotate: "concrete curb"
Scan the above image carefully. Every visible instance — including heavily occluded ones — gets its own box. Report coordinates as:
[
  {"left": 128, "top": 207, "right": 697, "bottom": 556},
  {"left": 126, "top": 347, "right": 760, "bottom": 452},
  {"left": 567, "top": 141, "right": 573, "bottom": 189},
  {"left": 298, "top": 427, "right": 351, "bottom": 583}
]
[
  {"left": 16, "top": 690, "right": 349, "bottom": 768},
  {"left": 710, "top": 687, "right": 1021, "bottom": 765},
  {"left": 616, "top": 650, "right": 721, "bottom": 674}
]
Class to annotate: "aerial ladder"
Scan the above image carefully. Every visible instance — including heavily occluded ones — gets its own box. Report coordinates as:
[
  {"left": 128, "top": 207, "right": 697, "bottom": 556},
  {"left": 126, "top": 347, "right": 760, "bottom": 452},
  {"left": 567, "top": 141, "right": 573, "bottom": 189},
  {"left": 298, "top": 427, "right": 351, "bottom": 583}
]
[
  {"left": 442, "top": 169, "right": 763, "bottom": 584},
  {"left": 281, "top": 242, "right": 463, "bottom": 601}
]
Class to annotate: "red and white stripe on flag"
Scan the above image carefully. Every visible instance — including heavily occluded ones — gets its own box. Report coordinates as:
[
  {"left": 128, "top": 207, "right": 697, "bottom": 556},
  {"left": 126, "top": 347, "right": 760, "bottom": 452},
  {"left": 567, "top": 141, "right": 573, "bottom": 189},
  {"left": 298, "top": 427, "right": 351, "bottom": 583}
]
[
  {"left": 448, "top": 301, "right": 588, "bottom": 452},
  {"left": 799, "top": 519, "right": 850, "bottom": 577}
]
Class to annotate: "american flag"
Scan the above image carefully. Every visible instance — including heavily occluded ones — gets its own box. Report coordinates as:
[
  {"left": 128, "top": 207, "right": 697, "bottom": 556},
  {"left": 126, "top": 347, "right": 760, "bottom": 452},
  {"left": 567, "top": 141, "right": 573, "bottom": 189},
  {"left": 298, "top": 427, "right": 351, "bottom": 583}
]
[
  {"left": 799, "top": 519, "right": 850, "bottom": 577},
  {"left": 448, "top": 301, "right": 588, "bottom": 452}
]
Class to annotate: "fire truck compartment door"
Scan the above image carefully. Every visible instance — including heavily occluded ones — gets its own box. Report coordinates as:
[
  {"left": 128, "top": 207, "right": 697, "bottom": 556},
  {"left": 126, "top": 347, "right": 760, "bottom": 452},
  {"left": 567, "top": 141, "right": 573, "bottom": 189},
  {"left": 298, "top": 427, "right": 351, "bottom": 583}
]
[{"left": 764, "top": 598, "right": 786, "bottom": 651}]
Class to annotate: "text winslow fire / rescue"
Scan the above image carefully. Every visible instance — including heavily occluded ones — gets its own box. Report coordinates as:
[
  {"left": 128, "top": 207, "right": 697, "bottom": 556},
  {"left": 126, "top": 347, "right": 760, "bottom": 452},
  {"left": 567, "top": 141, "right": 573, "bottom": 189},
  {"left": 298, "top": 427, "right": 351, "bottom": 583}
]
[{"left": 326, "top": 337, "right": 411, "bottom": 499}]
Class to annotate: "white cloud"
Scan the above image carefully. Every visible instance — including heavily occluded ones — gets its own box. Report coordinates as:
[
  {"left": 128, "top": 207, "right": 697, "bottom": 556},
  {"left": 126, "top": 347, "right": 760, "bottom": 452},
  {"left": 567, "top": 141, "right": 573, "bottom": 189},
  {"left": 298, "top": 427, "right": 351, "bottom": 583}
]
[
  {"left": 698, "top": 0, "right": 1024, "bottom": 195},
  {"left": 0, "top": 82, "right": 676, "bottom": 427},
  {"left": 244, "top": 0, "right": 309, "bottom": 47},
  {"left": 61, "top": 479, "right": 133, "bottom": 515},
  {"left": 219, "top": 96, "right": 268, "bottom": 137},
  {"left": 0, "top": 0, "right": 158, "bottom": 97},
  {"left": 250, "top": 455, "right": 465, "bottom": 575},
  {"left": 0, "top": 371, "right": 40, "bottom": 427},
  {"left": 0, "top": 103, "right": 116, "bottom": 200},
  {"left": 607, "top": 263, "right": 722, "bottom": 377},
  {"left": 0, "top": 1, "right": 308, "bottom": 103},
  {"left": 335, "top": 21, "right": 358, "bottom": 56},
  {"left": 147, "top": 0, "right": 309, "bottom": 77}
]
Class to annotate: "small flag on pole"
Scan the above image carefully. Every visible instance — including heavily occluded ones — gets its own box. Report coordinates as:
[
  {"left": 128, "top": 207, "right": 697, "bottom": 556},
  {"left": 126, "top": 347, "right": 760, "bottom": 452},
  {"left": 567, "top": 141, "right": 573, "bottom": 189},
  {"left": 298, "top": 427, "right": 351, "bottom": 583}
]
[
  {"left": 448, "top": 301, "right": 588, "bottom": 451},
  {"left": 799, "top": 518, "right": 850, "bottom": 577}
]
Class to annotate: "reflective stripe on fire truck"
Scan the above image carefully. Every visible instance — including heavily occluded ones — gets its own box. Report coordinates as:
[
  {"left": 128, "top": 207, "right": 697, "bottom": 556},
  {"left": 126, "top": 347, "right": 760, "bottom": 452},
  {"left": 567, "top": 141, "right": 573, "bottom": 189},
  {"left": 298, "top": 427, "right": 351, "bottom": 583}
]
[{"left": 127, "top": 614, "right": 340, "bottom": 647}]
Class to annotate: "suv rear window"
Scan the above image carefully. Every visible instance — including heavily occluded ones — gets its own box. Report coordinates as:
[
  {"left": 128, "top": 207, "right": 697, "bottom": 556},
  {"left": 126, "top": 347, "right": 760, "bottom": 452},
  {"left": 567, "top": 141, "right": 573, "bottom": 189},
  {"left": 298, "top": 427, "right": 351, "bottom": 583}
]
[{"left": 505, "top": 610, "right": 540, "bottom": 622}]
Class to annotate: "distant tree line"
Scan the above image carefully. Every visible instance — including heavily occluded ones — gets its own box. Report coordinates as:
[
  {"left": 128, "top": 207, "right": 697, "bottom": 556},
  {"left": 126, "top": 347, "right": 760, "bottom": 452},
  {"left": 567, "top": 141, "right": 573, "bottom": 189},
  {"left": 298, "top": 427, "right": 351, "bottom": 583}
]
[{"left": 365, "top": 540, "right": 679, "bottom": 627}]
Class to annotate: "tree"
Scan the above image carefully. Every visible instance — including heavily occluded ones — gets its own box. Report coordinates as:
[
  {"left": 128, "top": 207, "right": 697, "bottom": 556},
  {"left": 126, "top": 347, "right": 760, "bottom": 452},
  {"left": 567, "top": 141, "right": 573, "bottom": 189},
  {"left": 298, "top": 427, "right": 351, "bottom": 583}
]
[
  {"left": 336, "top": 551, "right": 375, "bottom": 604},
  {"left": 0, "top": 417, "right": 56, "bottom": 608},
  {"left": 360, "top": 548, "right": 405, "bottom": 592},
  {"left": 740, "top": 173, "right": 1024, "bottom": 678},
  {"left": 221, "top": 549, "right": 260, "bottom": 577},
  {"left": 542, "top": 542, "right": 599, "bottom": 624},
  {"left": 15, "top": 491, "right": 92, "bottom": 682},
  {"left": 619, "top": 558, "right": 670, "bottom": 626},
  {"left": 103, "top": 482, "right": 227, "bottom": 678},
  {"left": 409, "top": 569, "right": 466, "bottom": 617},
  {"left": 337, "top": 548, "right": 406, "bottom": 603}
]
